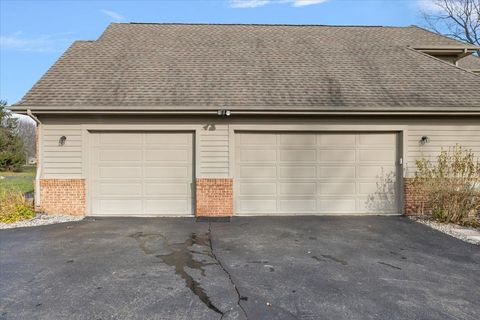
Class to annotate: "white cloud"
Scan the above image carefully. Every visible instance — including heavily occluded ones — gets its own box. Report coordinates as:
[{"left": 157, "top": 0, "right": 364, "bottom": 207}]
[
  {"left": 100, "top": 9, "right": 125, "bottom": 21},
  {"left": 292, "top": 0, "right": 329, "bottom": 7},
  {"left": 230, "top": 0, "right": 329, "bottom": 8},
  {"left": 417, "top": 0, "right": 442, "bottom": 12},
  {"left": 230, "top": 0, "right": 270, "bottom": 8},
  {"left": 0, "top": 32, "right": 72, "bottom": 52}
]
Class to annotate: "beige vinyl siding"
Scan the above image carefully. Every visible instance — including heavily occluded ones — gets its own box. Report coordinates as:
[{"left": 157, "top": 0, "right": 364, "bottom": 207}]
[
  {"left": 42, "top": 124, "right": 83, "bottom": 178},
  {"left": 198, "top": 124, "right": 230, "bottom": 177},
  {"left": 407, "top": 125, "right": 480, "bottom": 177}
]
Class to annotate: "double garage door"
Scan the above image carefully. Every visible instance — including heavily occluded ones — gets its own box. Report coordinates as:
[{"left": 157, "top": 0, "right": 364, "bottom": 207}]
[
  {"left": 89, "top": 131, "right": 399, "bottom": 216},
  {"left": 235, "top": 132, "right": 399, "bottom": 215}
]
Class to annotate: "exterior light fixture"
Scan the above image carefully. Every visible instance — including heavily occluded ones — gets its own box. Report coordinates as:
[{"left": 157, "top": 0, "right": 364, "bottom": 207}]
[
  {"left": 203, "top": 124, "right": 216, "bottom": 131},
  {"left": 420, "top": 136, "right": 429, "bottom": 145},
  {"left": 217, "top": 109, "right": 231, "bottom": 117},
  {"left": 59, "top": 136, "right": 67, "bottom": 146}
]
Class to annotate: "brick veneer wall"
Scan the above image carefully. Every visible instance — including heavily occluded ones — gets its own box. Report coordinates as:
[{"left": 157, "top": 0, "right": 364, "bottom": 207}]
[
  {"left": 196, "top": 178, "right": 233, "bottom": 217},
  {"left": 39, "top": 179, "right": 85, "bottom": 216},
  {"left": 404, "top": 178, "right": 426, "bottom": 216}
]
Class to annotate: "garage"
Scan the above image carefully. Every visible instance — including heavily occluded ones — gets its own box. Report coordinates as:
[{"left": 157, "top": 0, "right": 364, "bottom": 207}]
[
  {"left": 90, "top": 132, "right": 194, "bottom": 216},
  {"left": 235, "top": 132, "right": 400, "bottom": 215}
]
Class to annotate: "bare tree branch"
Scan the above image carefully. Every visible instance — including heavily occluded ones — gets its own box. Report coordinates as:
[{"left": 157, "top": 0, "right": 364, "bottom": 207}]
[
  {"left": 423, "top": 0, "right": 480, "bottom": 55},
  {"left": 15, "top": 117, "right": 36, "bottom": 160}
]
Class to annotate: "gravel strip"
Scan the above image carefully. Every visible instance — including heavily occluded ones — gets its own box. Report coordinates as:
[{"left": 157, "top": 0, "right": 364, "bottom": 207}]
[
  {"left": 0, "top": 214, "right": 83, "bottom": 230},
  {"left": 411, "top": 217, "right": 480, "bottom": 245}
]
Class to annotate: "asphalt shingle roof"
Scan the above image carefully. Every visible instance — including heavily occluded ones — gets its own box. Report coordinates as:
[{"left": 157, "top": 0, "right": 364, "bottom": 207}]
[
  {"left": 14, "top": 23, "right": 480, "bottom": 110},
  {"left": 458, "top": 54, "right": 480, "bottom": 71}
]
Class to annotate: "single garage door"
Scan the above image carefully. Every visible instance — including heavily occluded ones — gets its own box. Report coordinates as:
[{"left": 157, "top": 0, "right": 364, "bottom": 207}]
[
  {"left": 235, "top": 132, "right": 399, "bottom": 215},
  {"left": 90, "top": 132, "right": 194, "bottom": 216}
]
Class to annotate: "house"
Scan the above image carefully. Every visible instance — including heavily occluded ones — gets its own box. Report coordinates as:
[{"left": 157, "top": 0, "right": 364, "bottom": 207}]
[
  {"left": 11, "top": 23, "right": 480, "bottom": 218},
  {"left": 457, "top": 54, "right": 480, "bottom": 74},
  {"left": 27, "top": 157, "right": 36, "bottom": 166}
]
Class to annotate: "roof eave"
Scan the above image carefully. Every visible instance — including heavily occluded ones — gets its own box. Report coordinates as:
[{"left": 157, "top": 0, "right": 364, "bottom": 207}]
[
  {"left": 11, "top": 107, "right": 480, "bottom": 116},
  {"left": 412, "top": 46, "right": 479, "bottom": 58}
]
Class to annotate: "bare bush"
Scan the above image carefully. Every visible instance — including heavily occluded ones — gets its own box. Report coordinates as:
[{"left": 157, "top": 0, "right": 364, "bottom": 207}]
[
  {"left": 0, "top": 189, "right": 35, "bottom": 223},
  {"left": 413, "top": 145, "right": 480, "bottom": 226}
]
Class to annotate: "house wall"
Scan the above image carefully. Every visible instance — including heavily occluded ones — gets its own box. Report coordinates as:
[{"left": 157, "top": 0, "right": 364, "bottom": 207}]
[
  {"left": 435, "top": 55, "right": 459, "bottom": 65},
  {"left": 35, "top": 114, "right": 480, "bottom": 216},
  {"left": 42, "top": 125, "right": 83, "bottom": 178}
]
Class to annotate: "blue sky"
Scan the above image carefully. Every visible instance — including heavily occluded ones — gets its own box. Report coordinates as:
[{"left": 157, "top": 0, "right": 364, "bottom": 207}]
[{"left": 0, "top": 0, "right": 439, "bottom": 105}]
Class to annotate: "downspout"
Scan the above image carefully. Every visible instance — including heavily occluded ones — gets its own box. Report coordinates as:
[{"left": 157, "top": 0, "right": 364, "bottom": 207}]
[{"left": 27, "top": 109, "right": 41, "bottom": 209}]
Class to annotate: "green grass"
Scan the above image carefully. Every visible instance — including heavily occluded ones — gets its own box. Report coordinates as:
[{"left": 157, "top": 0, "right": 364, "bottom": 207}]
[
  {"left": 0, "top": 166, "right": 36, "bottom": 177},
  {"left": 0, "top": 166, "right": 36, "bottom": 197}
]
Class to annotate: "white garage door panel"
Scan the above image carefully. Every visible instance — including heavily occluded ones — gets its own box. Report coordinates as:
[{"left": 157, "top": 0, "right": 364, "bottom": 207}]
[
  {"left": 145, "top": 167, "right": 190, "bottom": 178},
  {"left": 99, "top": 199, "right": 143, "bottom": 214},
  {"left": 144, "top": 183, "right": 190, "bottom": 195},
  {"left": 279, "top": 183, "right": 316, "bottom": 195},
  {"left": 319, "top": 134, "right": 356, "bottom": 145},
  {"left": 280, "top": 199, "right": 316, "bottom": 211},
  {"left": 99, "top": 183, "right": 143, "bottom": 196},
  {"left": 281, "top": 134, "right": 316, "bottom": 145},
  {"left": 99, "top": 150, "right": 142, "bottom": 161},
  {"left": 320, "top": 150, "right": 356, "bottom": 162},
  {"left": 240, "top": 182, "right": 277, "bottom": 195},
  {"left": 240, "top": 199, "right": 277, "bottom": 212},
  {"left": 280, "top": 149, "right": 316, "bottom": 161},
  {"left": 240, "top": 166, "right": 277, "bottom": 178},
  {"left": 99, "top": 167, "right": 142, "bottom": 178},
  {"left": 236, "top": 132, "right": 399, "bottom": 215},
  {"left": 320, "top": 199, "right": 357, "bottom": 212},
  {"left": 241, "top": 149, "right": 276, "bottom": 162},
  {"left": 144, "top": 199, "right": 189, "bottom": 214},
  {"left": 319, "top": 166, "right": 356, "bottom": 178},
  {"left": 145, "top": 133, "right": 191, "bottom": 145},
  {"left": 91, "top": 132, "right": 194, "bottom": 216},
  {"left": 145, "top": 149, "right": 190, "bottom": 161},
  {"left": 100, "top": 133, "right": 142, "bottom": 144}
]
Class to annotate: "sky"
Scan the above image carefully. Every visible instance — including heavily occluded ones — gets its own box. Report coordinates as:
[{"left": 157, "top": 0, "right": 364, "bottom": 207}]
[{"left": 0, "top": 0, "right": 440, "bottom": 105}]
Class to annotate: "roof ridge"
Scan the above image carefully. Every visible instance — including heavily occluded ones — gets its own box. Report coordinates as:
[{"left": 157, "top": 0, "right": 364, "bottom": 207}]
[{"left": 123, "top": 22, "right": 406, "bottom": 28}]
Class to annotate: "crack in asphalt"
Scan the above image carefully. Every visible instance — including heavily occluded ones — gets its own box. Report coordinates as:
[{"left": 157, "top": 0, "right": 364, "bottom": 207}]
[
  {"left": 208, "top": 222, "right": 249, "bottom": 320},
  {"left": 130, "top": 227, "right": 248, "bottom": 319},
  {"left": 131, "top": 232, "right": 223, "bottom": 316}
]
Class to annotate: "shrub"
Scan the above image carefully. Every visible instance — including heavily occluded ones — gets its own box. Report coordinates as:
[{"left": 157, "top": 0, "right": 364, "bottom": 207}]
[
  {"left": 0, "top": 189, "right": 35, "bottom": 223},
  {"left": 412, "top": 145, "right": 480, "bottom": 226}
]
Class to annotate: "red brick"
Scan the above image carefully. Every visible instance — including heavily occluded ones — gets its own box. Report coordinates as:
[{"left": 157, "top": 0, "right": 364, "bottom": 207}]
[
  {"left": 195, "top": 178, "right": 233, "bottom": 217},
  {"left": 39, "top": 179, "right": 85, "bottom": 216},
  {"left": 404, "top": 178, "right": 427, "bottom": 216}
]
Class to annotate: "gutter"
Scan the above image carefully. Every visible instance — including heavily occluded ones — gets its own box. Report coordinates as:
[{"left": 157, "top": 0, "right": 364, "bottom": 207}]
[
  {"left": 410, "top": 46, "right": 480, "bottom": 63},
  {"left": 26, "top": 109, "right": 42, "bottom": 209},
  {"left": 10, "top": 109, "right": 480, "bottom": 116},
  {"left": 412, "top": 46, "right": 479, "bottom": 54}
]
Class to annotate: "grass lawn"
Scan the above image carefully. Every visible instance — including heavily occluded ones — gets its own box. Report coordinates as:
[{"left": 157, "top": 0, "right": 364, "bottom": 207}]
[{"left": 0, "top": 166, "right": 36, "bottom": 196}]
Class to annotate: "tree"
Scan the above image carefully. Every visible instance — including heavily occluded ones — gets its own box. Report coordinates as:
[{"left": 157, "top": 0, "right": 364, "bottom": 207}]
[
  {"left": 0, "top": 100, "right": 26, "bottom": 171},
  {"left": 423, "top": 0, "right": 480, "bottom": 55},
  {"left": 16, "top": 117, "right": 36, "bottom": 161}
]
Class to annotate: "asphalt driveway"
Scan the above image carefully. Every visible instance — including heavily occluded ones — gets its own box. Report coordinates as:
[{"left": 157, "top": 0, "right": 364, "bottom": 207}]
[{"left": 1, "top": 216, "right": 479, "bottom": 320}]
